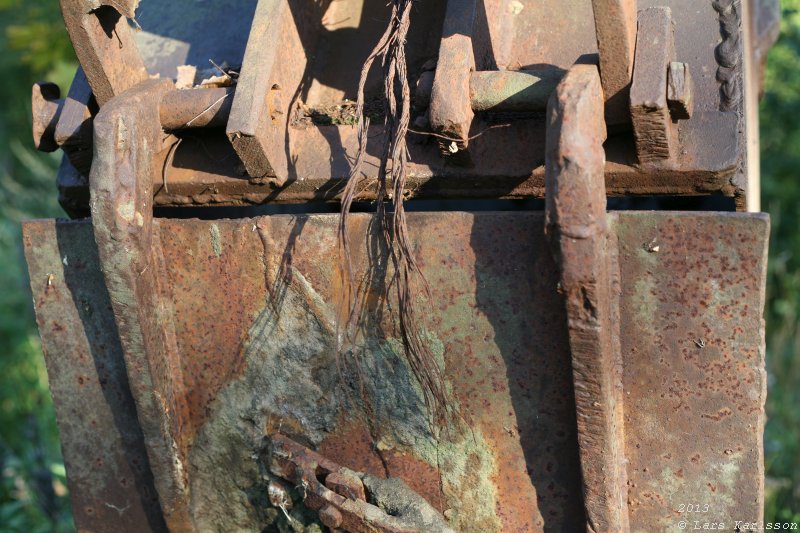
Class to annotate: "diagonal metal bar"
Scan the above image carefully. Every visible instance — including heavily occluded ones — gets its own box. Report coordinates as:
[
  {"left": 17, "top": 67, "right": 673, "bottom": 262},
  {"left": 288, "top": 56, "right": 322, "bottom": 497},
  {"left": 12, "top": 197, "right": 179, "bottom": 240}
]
[
  {"left": 60, "top": 0, "right": 148, "bottom": 106},
  {"left": 226, "top": 0, "right": 289, "bottom": 185}
]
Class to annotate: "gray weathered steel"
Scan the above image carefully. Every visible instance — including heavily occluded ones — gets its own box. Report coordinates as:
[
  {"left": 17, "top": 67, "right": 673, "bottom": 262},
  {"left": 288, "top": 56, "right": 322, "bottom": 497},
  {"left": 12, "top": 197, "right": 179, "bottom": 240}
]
[
  {"left": 54, "top": 67, "right": 94, "bottom": 177},
  {"left": 468, "top": 70, "right": 563, "bottom": 112},
  {"left": 667, "top": 61, "right": 694, "bottom": 120}
]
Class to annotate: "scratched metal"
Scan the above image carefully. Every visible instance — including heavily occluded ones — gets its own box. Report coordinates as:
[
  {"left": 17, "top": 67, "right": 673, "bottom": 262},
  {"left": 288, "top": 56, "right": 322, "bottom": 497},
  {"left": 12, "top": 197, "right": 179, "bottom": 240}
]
[
  {"left": 22, "top": 219, "right": 167, "bottom": 532},
  {"left": 616, "top": 212, "right": 769, "bottom": 532},
  {"left": 25, "top": 211, "right": 768, "bottom": 532}
]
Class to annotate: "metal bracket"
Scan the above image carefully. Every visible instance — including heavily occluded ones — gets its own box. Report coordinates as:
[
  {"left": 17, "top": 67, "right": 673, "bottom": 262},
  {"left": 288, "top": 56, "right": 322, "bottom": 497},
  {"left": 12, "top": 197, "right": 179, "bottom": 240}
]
[
  {"left": 89, "top": 78, "right": 194, "bottom": 531},
  {"left": 428, "top": 0, "right": 477, "bottom": 163},
  {"left": 545, "top": 64, "right": 630, "bottom": 532},
  {"left": 591, "top": 0, "right": 637, "bottom": 125},
  {"left": 225, "top": 0, "right": 288, "bottom": 185},
  {"left": 630, "top": 7, "right": 695, "bottom": 163}
]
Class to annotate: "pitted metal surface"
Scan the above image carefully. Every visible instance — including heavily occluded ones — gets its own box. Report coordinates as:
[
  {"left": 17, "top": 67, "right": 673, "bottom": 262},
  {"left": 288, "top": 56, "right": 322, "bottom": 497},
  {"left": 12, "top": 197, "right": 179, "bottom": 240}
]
[
  {"left": 23, "top": 220, "right": 167, "bottom": 532},
  {"left": 24, "top": 211, "right": 768, "bottom": 531}
]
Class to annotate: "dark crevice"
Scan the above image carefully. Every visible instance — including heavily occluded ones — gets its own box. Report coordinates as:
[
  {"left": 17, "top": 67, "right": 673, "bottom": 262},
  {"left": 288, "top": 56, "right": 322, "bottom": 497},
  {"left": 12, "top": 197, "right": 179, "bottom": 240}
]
[{"left": 153, "top": 195, "right": 736, "bottom": 220}]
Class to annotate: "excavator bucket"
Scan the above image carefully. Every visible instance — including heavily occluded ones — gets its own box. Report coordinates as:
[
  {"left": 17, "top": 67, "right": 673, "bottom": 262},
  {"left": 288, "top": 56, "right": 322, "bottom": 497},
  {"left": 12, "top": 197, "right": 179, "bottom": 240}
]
[{"left": 24, "top": 0, "right": 779, "bottom": 531}]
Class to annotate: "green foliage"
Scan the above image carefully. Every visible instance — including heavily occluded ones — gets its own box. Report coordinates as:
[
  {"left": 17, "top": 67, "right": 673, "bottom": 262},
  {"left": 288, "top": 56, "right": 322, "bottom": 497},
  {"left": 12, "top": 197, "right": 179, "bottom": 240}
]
[
  {"left": 762, "top": 0, "right": 800, "bottom": 522},
  {"left": 0, "top": 0, "right": 799, "bottom": 529},
  {"left": 0, "top": 0, "right": 75, "bottom": 531}
]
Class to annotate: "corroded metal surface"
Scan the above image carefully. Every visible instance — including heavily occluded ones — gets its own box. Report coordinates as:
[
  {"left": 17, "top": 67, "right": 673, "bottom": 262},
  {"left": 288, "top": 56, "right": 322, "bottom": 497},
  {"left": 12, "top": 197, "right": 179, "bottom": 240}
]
[
  {"left": 22, "top": 219, "right": 167, "bottom": 532},
  {"left": 591, "top": 0, "right": 637, "bottom": 124},
  {"left": 545, "top": 65, "right": 629, "bottom": 532},
  {"left": 429, "top": 0, "right": 476, "bottom": 156},
  {"left": 59, "top": 0, "right": 148, "bottom": 106},
  {"left": 617, "top": 211, "right": 769, "bottom": 531},
  {"left": 137, "top": 111, "right": 741, "bottom": 208},
  {"left": 164, "top": 212, "right": 585, "bottom": 532},
  {"left": 41, "top": 0, "right": 753, "bottom": 212},
  {"left": 89, "top": 78, "right": 195, "bottom": 531},
  {"left": 25, "top": 211, "right": 768, "bottom": 531},
  {"left": 630, "top": 7, "right": 676, "bottom": 163}
]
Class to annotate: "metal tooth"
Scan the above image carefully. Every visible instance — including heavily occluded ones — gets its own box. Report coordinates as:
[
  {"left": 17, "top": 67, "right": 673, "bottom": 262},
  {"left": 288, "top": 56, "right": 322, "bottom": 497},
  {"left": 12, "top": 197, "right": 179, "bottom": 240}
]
[
  {"left": 545, "top": 63, "right": 630, "bottom": 533},
  {"left": 591, "top": 0, "right": 638, "bottom": 125}
]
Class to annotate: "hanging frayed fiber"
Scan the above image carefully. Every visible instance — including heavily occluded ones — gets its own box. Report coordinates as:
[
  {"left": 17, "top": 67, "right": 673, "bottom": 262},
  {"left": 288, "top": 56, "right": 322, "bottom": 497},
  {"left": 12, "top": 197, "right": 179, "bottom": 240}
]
[{"left": 338, "top": 0, "right": 450, "bottom": 427}]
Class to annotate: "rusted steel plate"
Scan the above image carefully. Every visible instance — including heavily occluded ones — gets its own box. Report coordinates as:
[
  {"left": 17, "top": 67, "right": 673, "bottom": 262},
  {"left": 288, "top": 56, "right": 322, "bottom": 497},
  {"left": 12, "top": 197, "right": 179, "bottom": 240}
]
[
  {"left": 159, "top": 212, "right": 584, "bottom": 532},
  {"left": 617, "top": 211, "right": 769, "bottom": 531},
  {"left": 546, "top": 65, "right": 629, "bottom": 532},
  {"left": 136, "top": 110, "right": 740, "bottom": 209},
  {"left": 26, "top": 211, "right": 767, "bottom": 531},
  {"left": 22, "top": 219, "right": 167, "bottom": 532}
]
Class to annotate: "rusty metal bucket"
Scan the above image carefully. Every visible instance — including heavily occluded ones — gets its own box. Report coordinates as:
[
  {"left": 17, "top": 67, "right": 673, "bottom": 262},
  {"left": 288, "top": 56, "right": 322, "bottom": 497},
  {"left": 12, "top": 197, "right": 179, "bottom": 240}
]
[{"left": 24, "top": 0, "right": 779, "bottom": 531}]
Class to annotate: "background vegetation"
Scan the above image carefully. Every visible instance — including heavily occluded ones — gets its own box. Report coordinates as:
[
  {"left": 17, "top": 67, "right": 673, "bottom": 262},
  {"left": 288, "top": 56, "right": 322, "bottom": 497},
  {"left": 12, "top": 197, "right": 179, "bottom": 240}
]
[{"left": 0, "top": 0, "right": 797, "bottom": 530}]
